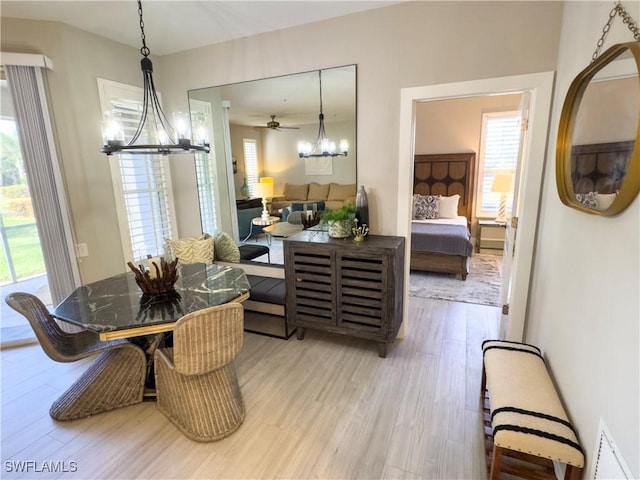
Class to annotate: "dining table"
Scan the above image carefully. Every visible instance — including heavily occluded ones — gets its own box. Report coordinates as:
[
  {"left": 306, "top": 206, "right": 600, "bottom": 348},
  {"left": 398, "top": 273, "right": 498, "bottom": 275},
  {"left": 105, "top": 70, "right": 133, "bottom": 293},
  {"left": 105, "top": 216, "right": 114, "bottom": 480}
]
[{"left": 53, "top": 262, "right": 250, "bottom": 341}]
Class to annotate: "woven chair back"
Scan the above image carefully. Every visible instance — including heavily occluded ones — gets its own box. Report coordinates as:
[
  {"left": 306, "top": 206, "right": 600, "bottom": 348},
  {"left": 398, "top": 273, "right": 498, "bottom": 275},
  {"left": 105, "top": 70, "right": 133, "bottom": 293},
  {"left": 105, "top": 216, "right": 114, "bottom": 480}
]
[
  {"left": 172, "top": 303, "right": 244, "bottom": 375},
  {"left": 4, "top": 292, "right": 96, "bottom": 362}
]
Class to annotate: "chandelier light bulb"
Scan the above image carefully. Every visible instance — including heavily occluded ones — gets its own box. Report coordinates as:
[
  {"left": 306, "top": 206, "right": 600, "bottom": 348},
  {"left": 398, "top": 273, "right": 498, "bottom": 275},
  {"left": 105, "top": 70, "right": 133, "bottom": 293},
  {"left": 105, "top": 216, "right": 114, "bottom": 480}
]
[
  {"left": 172, "top": 112, "right": 190, "bottom": 142},
  {"left": 102, "top": 112, "right": 125, "bottom": 145}
]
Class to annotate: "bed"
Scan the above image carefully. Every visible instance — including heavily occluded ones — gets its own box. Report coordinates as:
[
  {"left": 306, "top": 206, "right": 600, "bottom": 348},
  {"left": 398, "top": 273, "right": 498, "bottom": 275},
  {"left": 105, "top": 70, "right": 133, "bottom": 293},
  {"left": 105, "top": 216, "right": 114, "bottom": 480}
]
[
  {"left": 571, "top": 140, "right": 633, "bottom": 205},
  {"left": 410, "top": 153, "right": 476, "bottom": 280}
]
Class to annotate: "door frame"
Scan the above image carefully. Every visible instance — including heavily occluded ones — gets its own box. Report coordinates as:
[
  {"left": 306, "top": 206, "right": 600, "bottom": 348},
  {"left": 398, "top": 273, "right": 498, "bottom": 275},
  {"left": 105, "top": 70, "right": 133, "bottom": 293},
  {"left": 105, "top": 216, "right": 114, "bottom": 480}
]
[{"left": 396, "top": 71, "right": 555, "bottom": 341}]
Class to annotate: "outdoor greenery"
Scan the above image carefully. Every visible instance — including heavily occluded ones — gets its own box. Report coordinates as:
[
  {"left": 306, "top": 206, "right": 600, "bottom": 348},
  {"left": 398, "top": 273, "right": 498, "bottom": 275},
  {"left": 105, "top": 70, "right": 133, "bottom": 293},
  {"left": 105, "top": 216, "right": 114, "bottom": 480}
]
[{"left": 1, "top": 128, "right": 45, "bottom": 283}]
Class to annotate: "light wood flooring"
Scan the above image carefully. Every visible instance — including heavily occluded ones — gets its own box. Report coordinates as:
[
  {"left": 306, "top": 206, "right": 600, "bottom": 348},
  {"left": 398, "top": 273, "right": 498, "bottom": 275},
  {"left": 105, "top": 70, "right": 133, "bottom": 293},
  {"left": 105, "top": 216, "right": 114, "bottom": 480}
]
[{"left": 1, "top": 296, "right": 498, "bottom": 479}]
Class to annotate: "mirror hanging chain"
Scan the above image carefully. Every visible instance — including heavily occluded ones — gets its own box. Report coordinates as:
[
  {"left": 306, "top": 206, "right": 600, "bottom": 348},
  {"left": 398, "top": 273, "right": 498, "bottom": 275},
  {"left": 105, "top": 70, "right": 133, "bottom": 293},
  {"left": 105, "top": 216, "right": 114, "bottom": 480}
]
[{"left": 592, "top": 1, "right": 640, "bottom": 62}]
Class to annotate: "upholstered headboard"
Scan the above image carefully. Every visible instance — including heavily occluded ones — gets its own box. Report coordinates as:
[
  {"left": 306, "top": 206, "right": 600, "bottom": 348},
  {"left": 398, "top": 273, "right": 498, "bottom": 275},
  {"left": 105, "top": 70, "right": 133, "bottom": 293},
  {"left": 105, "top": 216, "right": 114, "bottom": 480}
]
[
  {"left": 413, "top": 153, "right": 476, "bottom": 223},
  {"left": 571, "top": 141, "right": 634, "bottom": 194}
]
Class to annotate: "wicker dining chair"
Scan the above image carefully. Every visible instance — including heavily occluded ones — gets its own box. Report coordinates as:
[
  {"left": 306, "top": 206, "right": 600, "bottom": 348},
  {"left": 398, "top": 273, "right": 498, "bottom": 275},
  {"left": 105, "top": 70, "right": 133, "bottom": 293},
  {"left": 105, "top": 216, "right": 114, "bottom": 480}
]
[
  {"left": 5, "top": 292, "right": 146, "bottom": 421},
  {"left": 154, "top": 303, "right": 245, "bottom": 441}
]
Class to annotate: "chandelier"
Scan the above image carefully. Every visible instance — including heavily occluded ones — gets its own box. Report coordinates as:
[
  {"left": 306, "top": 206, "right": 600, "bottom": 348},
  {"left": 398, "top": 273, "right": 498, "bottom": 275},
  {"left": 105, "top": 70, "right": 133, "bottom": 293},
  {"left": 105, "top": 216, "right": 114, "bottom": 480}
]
[
  {"left": 297, "top": 70, "right": 348, "bottom": 158},
  {"left": 100, "top": 0, "right": 210, "bottom": 156}
]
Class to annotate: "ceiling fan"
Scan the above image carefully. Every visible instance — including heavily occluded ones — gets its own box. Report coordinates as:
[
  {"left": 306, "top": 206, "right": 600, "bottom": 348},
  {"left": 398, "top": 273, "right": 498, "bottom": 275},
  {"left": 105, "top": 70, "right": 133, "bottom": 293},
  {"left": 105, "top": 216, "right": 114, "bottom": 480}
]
[{"left": 256, "top": 115, "right": 299, "bottom": 131}]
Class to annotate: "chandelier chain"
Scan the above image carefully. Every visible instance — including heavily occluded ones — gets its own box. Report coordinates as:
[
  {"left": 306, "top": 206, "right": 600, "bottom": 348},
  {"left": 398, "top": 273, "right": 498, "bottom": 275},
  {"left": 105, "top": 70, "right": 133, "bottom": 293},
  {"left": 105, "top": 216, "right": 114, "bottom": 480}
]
[
  {"left": 592, "top": 1, "right": 640, "bottom": 62},
  {"left": 138, "top": 0, "right": 150, "bottom": 57}
]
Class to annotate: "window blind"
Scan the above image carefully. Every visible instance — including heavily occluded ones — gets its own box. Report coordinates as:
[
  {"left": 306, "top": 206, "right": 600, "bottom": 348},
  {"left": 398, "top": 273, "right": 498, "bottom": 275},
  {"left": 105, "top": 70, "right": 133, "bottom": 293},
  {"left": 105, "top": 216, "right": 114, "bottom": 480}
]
[
  {"left": 243, "top": 138, "right": 259, "bottom": 194},
  {"left": 100, "top": 82, "right": 175, "bottom": 261},
  {"left": 478, "top": 112, "right": 520, "bottom": 216}
]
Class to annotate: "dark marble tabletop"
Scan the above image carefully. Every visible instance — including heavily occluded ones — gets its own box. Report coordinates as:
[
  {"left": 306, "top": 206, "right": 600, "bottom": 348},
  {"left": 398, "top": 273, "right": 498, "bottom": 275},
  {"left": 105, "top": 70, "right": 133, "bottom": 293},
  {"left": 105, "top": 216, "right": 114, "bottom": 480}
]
[{"left": 53, "top": 263, "right": 250, "bottom": 335}]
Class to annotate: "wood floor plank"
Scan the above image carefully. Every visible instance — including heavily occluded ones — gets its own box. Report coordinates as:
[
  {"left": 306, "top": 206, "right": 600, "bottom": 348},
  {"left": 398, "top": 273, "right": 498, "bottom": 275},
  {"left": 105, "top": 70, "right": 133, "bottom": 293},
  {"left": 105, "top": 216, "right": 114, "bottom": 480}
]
[{"left": 0, "top": 297, "right": 499, "bottom": 479}]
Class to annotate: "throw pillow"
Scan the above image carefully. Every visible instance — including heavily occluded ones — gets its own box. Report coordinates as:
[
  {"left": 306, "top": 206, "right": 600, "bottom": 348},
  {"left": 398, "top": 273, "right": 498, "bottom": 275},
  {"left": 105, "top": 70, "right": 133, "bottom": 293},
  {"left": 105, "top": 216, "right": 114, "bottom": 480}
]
[
  {"left": 438, "top": 194, "right": 460, "bottom": 218},
  {"left": 213, "top": 232, "right": 241, "bottom": 263},
  {"left": 575, "top": 191, "right": 598, "bottom": 209},
  {"left": 165, "top": 234, "right": 214, "bottom": 265},
  {"left": 413, "top": 194, "right": 439, "bottom": 219}
]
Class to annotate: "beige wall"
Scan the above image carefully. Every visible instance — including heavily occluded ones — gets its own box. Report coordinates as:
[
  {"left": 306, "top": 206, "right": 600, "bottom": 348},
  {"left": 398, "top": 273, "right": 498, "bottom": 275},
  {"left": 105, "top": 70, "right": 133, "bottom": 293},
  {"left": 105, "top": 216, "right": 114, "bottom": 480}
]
[
  {"left": 527, "top": 1, "right": 639, "bottom": 477},
  {"left": 414, "top": 94, "right": 522, "bottom": 155},
  {"left": 159, "top": 1, "right": 563, "bottom": 237}
]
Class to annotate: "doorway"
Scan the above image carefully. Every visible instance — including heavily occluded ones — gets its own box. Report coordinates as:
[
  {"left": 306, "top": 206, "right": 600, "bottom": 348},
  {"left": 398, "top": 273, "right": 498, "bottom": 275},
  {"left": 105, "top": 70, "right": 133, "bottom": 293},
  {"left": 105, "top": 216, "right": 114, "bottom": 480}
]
[{"left": 397, "top": 72, "right": 555, "bottom": 341}]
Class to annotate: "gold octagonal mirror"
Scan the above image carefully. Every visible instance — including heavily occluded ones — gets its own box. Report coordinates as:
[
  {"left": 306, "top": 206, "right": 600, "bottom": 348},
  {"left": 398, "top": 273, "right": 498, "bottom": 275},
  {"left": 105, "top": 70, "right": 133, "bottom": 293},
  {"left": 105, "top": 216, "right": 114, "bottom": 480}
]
[{"left": 556, "top": 41, "right": 640, "bottom": 215}]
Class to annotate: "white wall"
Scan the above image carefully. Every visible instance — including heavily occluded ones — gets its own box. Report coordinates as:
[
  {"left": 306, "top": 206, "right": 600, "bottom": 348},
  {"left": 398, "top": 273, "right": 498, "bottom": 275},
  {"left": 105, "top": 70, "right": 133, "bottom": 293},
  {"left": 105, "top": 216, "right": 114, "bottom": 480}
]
[{"left": 527, "top": 1, "right": 640, "bottom": 477}]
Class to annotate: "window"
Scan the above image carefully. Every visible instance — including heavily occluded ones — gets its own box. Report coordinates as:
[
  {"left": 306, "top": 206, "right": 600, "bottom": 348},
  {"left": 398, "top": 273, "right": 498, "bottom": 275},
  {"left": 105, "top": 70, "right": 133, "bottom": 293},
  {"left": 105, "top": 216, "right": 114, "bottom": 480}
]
[
  {"left": 476, "top": 111, "right": 521, "bottom": 218},
  {"left": 242, "top": 138, "right": 259, "bottom": 194},
  {"left": 190, "top": 99, "right": 218, "bottom": 234},
  {"left": 97, "top": 79, "right": 177, "bottom": 262}
]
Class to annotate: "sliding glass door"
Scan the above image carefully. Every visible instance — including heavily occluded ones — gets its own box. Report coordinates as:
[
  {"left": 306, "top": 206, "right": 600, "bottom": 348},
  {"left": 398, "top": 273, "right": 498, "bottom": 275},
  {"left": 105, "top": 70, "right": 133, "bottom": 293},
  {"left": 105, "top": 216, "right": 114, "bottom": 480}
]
[{"left": 0, "top": 77, "right": 50, "bottom": 345}]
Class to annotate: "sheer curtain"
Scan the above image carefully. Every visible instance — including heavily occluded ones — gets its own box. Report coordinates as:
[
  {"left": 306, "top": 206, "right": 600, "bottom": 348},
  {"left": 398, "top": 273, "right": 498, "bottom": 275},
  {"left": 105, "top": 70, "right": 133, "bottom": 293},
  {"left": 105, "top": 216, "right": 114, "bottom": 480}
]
[{"left": 5, "top": 63, "right": 79, "bottom": 304}]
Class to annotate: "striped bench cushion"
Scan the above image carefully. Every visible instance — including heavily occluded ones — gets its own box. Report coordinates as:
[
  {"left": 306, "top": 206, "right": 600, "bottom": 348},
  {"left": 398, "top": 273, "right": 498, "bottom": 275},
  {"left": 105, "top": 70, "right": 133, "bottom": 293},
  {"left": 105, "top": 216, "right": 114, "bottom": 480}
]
[{"left": 482, "top": 340, "right": 584, "bottom": 468}]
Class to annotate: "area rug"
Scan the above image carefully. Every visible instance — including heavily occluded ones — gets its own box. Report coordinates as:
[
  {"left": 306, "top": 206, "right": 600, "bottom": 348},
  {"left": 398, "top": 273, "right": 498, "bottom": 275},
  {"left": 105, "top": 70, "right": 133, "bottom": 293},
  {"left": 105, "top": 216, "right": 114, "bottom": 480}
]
[{"left": 409, "top": 254, "right": 502, "bottom": 307}]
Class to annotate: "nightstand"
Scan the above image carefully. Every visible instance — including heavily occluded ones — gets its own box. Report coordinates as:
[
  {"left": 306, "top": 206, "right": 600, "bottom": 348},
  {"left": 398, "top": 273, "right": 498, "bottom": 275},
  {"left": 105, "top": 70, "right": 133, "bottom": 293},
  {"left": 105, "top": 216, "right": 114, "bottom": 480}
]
[{"left": 477, "top": 220, "right": 506, "bottom": 252}]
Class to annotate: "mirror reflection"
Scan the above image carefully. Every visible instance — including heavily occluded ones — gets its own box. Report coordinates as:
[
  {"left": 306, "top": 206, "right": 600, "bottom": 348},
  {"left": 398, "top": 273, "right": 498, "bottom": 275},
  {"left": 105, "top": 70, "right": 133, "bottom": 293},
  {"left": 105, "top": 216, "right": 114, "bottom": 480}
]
[
  {"left": 571, "top": 62, "right": 638, "bottom": 210},
  {"left": 188, "top": 65, "right": 357, "bottom": 240},
  {"left": 556, "top": 42, "right": 640, "bottom": 215}
]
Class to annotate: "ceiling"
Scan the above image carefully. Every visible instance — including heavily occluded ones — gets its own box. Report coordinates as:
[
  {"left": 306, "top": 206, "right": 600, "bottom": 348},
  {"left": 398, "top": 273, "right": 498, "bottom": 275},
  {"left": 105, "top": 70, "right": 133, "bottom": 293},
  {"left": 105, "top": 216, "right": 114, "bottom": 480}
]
[{"left": 1, "top": 1, "right": 398, "bottom": 56}]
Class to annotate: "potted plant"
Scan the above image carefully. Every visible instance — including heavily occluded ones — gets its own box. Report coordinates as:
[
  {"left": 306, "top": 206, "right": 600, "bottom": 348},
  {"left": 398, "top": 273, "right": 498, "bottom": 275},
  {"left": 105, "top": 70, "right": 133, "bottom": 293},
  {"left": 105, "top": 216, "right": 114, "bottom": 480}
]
[{"left": 321, "top": 204, "right": 356, "bottom": 238}]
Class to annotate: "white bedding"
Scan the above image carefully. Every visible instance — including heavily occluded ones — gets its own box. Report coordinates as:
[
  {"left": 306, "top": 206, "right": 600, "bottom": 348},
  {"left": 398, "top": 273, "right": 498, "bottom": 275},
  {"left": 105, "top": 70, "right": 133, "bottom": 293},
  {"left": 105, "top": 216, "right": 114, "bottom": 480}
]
[{"left": 411, "top": 215, "right": 467, "bottom": 227}]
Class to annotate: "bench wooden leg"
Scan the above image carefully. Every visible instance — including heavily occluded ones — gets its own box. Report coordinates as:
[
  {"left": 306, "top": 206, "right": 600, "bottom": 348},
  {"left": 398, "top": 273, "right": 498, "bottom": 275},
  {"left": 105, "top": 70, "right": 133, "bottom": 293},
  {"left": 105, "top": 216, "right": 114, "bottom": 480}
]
[
  {"left": 489, "top": 445, "right": 503, "bottom": 480},
  {"left": 565, "top": 465, "right": 582, "bottom": 480}
]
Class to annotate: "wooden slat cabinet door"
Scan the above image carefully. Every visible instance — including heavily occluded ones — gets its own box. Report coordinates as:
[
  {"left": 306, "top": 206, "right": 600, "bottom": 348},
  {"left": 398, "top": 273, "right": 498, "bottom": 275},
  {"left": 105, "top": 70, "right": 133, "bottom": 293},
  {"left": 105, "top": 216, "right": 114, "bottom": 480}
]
[
  {"left": 285, "top": 244, "right": 335, "bottom": 327},
  {"left": 336, "top": 251, "right": 386, "bottom": 332}
]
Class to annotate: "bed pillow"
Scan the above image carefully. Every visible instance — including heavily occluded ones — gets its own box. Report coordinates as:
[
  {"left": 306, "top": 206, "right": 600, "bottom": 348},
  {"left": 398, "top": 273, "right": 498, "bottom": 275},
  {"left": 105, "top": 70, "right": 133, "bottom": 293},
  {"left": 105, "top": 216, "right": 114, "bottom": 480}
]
[
  {"left": 413, "top": 194, "right": 439, "bottom": 220},
  {"left": 213, "top": 232, "right": 241, "bottom": 263},
  {"left": 438, "top": 194, "right": 460, "bottom": 218},
  {"left": 596, "top": 193, "right": 616, "bottom": 210},
  {"left": 575, "top": 191, "right": 598, "bottom": 209},
  {"left": 165, "top": 234, "right": 214, "bottom": 265}
]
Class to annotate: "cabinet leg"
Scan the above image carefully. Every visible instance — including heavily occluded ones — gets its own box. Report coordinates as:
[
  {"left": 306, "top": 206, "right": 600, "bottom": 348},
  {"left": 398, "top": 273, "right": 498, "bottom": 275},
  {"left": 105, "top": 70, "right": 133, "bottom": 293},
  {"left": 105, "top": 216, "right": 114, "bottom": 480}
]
[
  {"left": 378, "top": 342, "right": 388, "bottom": 358},
  {"left": 296, "top": 327, "right": 306, "bottom": 340}
]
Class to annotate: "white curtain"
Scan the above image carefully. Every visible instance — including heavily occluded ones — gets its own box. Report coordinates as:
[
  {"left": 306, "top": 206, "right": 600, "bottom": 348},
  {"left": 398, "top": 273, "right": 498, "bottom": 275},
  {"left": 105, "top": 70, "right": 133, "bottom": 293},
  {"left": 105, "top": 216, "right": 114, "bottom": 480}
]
[{"left": 5, "top": 65, "right": 78, "bottom": 304}]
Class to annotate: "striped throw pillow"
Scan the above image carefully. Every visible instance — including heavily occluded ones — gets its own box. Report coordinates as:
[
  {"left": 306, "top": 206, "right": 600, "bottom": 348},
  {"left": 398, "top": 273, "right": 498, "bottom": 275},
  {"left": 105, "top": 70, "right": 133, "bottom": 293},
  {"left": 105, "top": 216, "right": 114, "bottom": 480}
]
[
  {"left": 166, "top": 235, "right": 214, "bottom": 265},
  {"left": 213, "top": 232, "right": 241, "bottom": 263}
]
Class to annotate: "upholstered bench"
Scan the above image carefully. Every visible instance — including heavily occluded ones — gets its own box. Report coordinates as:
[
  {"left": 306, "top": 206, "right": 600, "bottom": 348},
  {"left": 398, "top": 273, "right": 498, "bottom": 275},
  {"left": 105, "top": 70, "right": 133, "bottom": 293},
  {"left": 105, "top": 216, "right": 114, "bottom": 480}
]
[
  {"left": 217, "top": 260, "right": 293, "bottom": 339},
  {"left": 238, "top": 244, "right": 270, "bottom": 263},
  {"left": 481, "top": 340, "right": 584, "bottom": 480}
]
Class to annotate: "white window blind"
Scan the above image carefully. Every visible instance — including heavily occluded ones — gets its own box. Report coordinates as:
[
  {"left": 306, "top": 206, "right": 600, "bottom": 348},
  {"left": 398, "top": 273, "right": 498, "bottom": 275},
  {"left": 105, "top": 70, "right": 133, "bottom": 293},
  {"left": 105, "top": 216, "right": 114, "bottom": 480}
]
[
  {"left": 243, "top": 138, "right": 259, "bottom": 194},
  {"left": 190, "top": 100, "right": 217, "bottom": 234},
  {"left": 477, "top": 111, "right": 521, "bottom": 217},
  {"left": 97, "top": 79, "right": 177, "bottom": 262}
]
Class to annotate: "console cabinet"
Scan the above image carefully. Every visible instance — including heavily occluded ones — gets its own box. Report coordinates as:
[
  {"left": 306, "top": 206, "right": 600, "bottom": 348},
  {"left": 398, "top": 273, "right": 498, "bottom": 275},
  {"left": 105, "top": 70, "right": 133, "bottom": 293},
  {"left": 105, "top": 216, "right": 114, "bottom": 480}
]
[{"left": 284, "top": 231, "right": 405, "bottom": 357}]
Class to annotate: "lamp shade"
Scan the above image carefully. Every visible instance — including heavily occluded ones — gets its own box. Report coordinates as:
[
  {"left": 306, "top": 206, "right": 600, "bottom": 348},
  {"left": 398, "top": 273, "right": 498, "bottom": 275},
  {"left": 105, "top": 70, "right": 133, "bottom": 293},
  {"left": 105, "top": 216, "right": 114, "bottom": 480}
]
[
  {"left": 259, "top": 177, "right": 274, "bottom": 184},
  {"left": 491, "top": 174, "right": 512, "bottom": 193},
  {"left": 252, "top": 182, "right": 273, "bottom": 199}
]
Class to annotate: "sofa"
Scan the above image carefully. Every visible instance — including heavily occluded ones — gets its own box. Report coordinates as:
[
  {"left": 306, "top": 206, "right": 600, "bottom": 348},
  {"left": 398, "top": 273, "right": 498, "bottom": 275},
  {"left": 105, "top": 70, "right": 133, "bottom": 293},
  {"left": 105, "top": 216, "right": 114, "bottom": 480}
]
[{"left": 270, "top": 182, "right": 356, "bottom": 213}]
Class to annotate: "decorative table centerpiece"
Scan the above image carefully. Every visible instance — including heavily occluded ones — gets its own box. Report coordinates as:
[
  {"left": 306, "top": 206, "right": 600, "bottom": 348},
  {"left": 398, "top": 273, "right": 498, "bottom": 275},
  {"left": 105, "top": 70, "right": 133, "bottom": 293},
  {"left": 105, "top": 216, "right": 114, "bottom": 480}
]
[{"left": 127, "top": 257, "right": 179, "bottom": 296}]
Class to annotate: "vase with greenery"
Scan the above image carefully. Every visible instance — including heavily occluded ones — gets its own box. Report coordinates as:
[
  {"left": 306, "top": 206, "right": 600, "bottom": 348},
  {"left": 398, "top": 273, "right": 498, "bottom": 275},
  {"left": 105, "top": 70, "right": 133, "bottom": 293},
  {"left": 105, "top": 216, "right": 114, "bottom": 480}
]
[{"left": 321, "top": 204, "right": 356, "bottom": 238}]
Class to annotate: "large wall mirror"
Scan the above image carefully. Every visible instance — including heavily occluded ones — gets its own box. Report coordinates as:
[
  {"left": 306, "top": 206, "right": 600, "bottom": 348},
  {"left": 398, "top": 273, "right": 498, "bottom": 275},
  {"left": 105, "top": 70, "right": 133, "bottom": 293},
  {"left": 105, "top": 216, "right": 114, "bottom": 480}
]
[
  {"left": 556, "top": 42, "right": 640, "bottom": 216},
  {"left": 188, "top": 65, "right": 357, "bottom": 239}
]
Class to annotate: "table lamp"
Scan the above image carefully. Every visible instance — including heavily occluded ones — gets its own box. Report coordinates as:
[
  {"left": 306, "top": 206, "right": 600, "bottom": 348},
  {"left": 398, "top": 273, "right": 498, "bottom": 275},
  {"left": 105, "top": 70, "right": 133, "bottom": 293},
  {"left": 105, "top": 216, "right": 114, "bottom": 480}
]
[
  {"left": 491, "top": 173, "right": 512, "bottom": 224},
  {"left": 252, "top": 181, "right": 274, "bottom": 220}
]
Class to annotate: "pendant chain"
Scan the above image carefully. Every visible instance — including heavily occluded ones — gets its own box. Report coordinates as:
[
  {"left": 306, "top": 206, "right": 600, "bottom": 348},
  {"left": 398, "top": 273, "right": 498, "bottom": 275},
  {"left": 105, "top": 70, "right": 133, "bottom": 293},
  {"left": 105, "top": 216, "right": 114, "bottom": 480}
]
[
  {"left": 592, "top": 2, "right": 640, "bottom": 62},
  {"left": 138, "top": 0, "right": 150, "bottom": 57}
]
